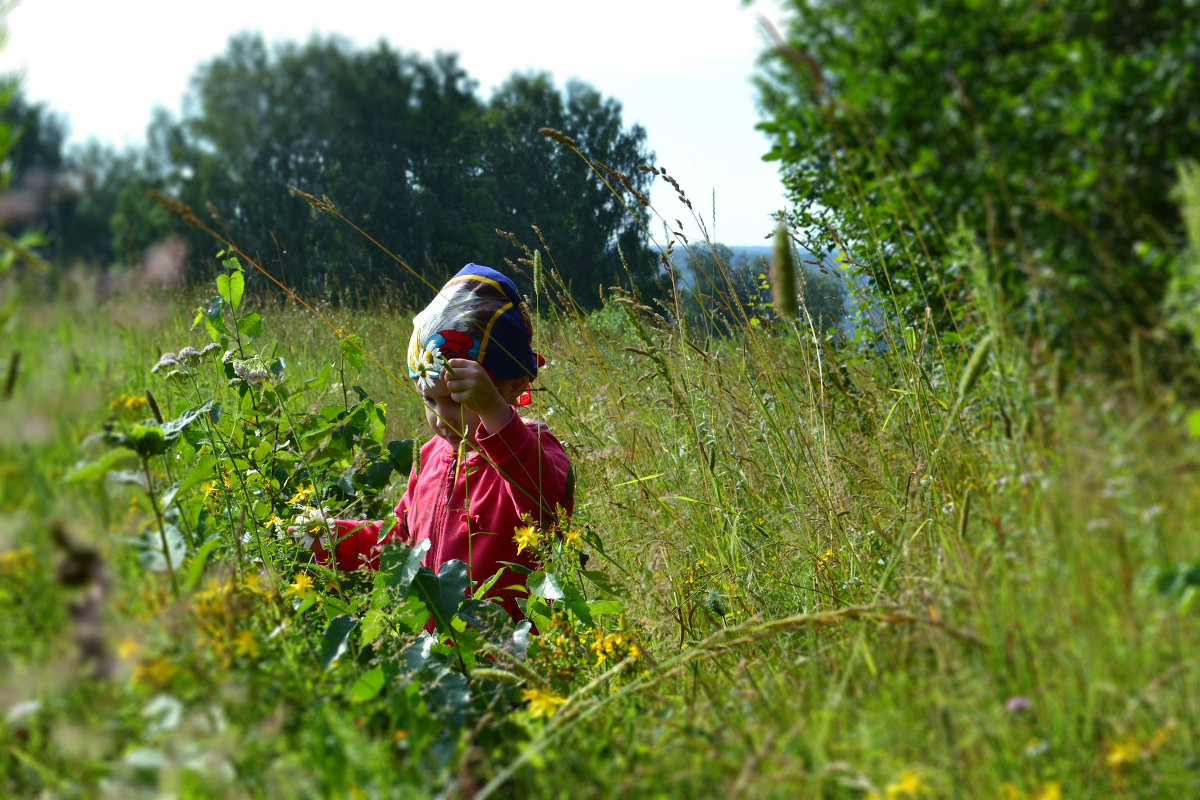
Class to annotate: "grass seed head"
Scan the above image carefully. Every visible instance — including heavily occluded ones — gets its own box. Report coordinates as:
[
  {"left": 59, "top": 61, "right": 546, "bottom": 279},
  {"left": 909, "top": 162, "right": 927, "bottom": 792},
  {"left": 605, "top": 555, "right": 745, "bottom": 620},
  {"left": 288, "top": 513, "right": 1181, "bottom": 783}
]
[{"left": 770, "top": 220, "right": 798, "bottom": 322}]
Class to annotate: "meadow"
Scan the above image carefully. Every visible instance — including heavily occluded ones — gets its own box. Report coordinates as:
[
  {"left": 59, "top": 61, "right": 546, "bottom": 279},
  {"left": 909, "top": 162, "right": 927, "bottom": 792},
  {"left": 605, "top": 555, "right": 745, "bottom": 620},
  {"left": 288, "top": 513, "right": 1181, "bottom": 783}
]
[{"left": 1, "top": 196, "right": 1198, "bottom": 799}]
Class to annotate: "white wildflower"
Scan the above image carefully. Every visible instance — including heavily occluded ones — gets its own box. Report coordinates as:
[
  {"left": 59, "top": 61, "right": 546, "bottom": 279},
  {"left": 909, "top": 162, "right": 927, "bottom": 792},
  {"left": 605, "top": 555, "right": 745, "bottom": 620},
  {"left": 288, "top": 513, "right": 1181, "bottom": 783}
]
[
  {"left": 412, "top": 341, "right": 445, "bottom": 392},
  {"left": 177, "top": 346, "right": 201, "bottom": 363},
  {"left": 150, "top": 353, "right": 178, "bottom": 373},
  {"left": 291, "top": 506, "right": 332, "bottom": 550},
  {"left": 222, "top": 349, "right": 236, "bottom": 364},
  {"left": 200, "top": 343, "right": 221, "bottom": 358}
]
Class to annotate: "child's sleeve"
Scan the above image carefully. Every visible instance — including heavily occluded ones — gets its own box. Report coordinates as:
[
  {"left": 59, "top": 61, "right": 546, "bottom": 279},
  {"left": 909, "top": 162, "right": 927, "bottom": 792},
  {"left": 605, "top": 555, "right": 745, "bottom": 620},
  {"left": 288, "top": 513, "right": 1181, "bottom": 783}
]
[
  {"left": 308, "top": 518, "right": 384, "bottom": 572},
  {"left": 307, "top": 460, "right": 420, "bottom": 573},
  {"left": 475, "top": 412, "right": 573, "bottom": 525},
  {"left": 309, "top": 474, "right": 415, "bottom": 572}
]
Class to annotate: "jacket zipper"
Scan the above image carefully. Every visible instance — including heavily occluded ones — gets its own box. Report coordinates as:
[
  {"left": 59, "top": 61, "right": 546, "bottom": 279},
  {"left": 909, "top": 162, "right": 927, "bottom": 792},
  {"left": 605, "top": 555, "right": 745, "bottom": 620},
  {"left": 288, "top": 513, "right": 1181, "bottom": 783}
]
[{"left": 432, "top": 454, "right": 458, "bottom": 568}]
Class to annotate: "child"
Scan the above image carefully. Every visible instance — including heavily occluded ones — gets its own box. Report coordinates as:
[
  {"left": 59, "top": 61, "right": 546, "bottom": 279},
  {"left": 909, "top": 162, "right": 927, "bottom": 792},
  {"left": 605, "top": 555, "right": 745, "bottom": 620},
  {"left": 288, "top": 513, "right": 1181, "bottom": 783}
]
[{"left": 306, "top": 264, "right": 573, "bottom": 621}]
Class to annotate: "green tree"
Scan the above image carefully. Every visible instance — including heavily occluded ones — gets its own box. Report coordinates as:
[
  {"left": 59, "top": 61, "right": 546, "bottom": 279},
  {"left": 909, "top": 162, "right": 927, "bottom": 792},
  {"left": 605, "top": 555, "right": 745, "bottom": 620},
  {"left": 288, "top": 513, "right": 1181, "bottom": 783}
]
[
  {"left": 756, "top": 0, "right": 1200, "bottom": 354},
  {"left": 135, "top": 34, "right": 656, "bottom": 300},
  {"left": 155, "top": 34, "right": 495, "bottom": 291},
  {"left": 483, "top": 73, "right": 657, "bottom": 302},
  {"left": 0, "top": 82, "right": 65, "bottom": 263}
]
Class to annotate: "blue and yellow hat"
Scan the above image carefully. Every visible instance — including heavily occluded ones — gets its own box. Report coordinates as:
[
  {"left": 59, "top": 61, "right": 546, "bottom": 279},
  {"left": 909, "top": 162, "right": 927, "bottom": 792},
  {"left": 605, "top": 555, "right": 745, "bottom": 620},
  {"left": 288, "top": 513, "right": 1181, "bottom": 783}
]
[{"left": 407, "top": 264, "right": 539, "bottom": 388}]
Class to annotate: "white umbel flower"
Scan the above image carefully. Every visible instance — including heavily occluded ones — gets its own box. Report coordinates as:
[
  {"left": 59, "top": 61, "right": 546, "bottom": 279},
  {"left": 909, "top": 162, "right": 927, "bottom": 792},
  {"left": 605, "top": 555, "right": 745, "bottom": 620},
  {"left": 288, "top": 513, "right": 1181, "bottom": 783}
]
[{"left": 150, "top": 352, "right": 178, "bottom": 373}]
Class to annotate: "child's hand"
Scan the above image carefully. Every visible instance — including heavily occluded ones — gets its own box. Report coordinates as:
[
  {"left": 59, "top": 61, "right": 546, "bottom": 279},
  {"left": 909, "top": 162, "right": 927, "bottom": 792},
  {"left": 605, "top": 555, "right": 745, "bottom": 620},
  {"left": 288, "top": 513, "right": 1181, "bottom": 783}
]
[{"left": 444, "top": 358, "right": 513, "bottom": 433}]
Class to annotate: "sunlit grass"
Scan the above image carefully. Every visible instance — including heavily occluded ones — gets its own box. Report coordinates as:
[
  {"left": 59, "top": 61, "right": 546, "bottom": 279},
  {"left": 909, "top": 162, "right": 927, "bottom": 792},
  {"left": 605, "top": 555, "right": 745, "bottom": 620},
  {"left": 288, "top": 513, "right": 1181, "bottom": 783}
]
[{"left": 2, "top": 201, "right": 1198, "bottom": 798}]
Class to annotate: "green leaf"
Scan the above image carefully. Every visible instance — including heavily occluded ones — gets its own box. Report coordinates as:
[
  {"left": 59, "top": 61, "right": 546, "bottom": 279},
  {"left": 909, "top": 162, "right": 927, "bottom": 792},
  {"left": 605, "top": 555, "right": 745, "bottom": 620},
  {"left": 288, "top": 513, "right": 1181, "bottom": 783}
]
[
  {"left": 410, "top": 560, "right": 469, "bottom": 634},
  {"left": 158, "top": 480, "right": 181, "bottom": 510},
  {"left": 391, "top": 593, "right": 432, "bottom": 634},
  {"left": 319, "top": 614, "right": 357, "bottom": 670},
  {"left": 458, "top": 600, "right": 531, "bottom": 661},
  {"left": 359, "top": 608, "right": 387, "bottom": 646},
  {"left": 580, "top": 569, "right": 627, "bottom": 596},
  {"left": 425, "top": 671, "right": 472, "bottom": 728},
  {"left": 107, "top": 469, "right": 149, "bottom": 490},
  {"left": 216, "top": 270, "right": 244, "bottom": 310},
  {"left": 67, "top": 446, "right": 138, "bottom": 482},
  {"left": 386, "top": 439, "right": 415, "bottom": 476},
  {"left": 587, "top": 599, "right": 625, "bottom": 616},
  {"left": 339, "top": 337, "right": 365, "bottom": 370},
  {"left": 205, "top": 296, "right": 230, "bottom": 336},
  {"left": 138, "top": 523, "right": 186, "bottom": 573},
  {"left": 236, "top": 312, "right": 262, "bottom": 341},
  {"left": 294, "top": 593, "right": 318, "bottom": 615},
  {"left": 128, "top": 424, "right": 168, "bottom": 457},
  {"left": 473, "top": 567, "right": 504, "bottom": 599},
  {"left": 322, "top": 595, "right": 355, "bottom": 622},
  {"left": 358, "top": 460, "right": 393, "bottom": 491},
  {"left": 380, "top": 540, "right": 429, "bottom": 592},
  {"left": 162, "top": 401, "right": 215, "bottom": 440},
  {"left": 1187, "top": 409, "right": 1200, "bottom": 440},
  {"left": 185, "top": 537, "right": 223, "bottom": 592},
  {"left": 527, "top": 571, "right": 564, "bottom": 601},
  {"left": 347, "top": 666, "right": 385, "bottom": 703},
  {"left": 178, "top": 454, "right": 218, "bottom": 496}
]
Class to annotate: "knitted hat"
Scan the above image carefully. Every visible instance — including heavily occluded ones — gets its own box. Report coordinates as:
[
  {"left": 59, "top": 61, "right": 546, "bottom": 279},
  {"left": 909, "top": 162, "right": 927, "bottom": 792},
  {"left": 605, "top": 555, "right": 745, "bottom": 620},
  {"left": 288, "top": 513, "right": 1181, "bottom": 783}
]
[{"left": 407, "top": 264, "right": 538, "bottom": 388}]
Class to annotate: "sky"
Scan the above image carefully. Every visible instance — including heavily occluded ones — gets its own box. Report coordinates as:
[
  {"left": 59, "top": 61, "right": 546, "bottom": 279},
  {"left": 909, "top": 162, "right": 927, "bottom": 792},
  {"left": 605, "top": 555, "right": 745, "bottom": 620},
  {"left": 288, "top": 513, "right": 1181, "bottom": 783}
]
[{"left": 0, "top": 0, "right": 791, "bottom": 247}]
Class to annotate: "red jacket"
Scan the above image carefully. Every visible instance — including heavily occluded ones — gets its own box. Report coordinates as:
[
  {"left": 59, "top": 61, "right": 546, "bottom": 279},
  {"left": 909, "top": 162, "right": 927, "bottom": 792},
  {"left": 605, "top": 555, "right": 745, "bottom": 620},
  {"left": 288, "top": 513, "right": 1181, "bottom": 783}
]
[{"left": 310, "top": 410, "right": 572, "bottom": 620}]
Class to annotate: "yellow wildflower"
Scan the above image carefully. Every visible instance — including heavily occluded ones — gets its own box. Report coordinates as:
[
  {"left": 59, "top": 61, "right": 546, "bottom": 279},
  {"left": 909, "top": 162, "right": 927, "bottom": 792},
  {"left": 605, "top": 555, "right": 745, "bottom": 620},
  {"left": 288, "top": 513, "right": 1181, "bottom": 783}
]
[
  {"left": 1105, "top": 735, "right": 1139, "bottom": 768},
  {"left": 242, "top": 571, "right": 270, "bottom": 596},
  {"left": 885, "top": 770, "right": 926, "bottom": 799},
  {"left": 288, "top": 485, "right": 315, "bottom": 505},
  {"left": 0, "top": 546, "right": 34, "bottom": 577},
  {"left": 513, "top": 525, "right": 540, "bottom": 555},
  {"left": 117, "top": 637, "right": 144, "bottom": 661},
  {"left": 1032, "top": 782, "right": 1061, "bottom": 800},
  {"left": 589, "top": 630, "right": 638, "bottom": 667},
  {"left": 521, "top": 687, "right": 567, "bottom": 719},
  {"left": 131, "top": 657, "right": 175, "bottom": 688},
  {"left": 563, "top": 527, "right": 583, "bottom": 551},
  {"left": 233, "top": 629, "right": 259, "bottom": 658},
  {"left": 1145, "top": 721, "right": 1174, "bottom": 754},
  {"left": 284, "top": 573, "right": 315, "bottom": 600},
  {"left": 109, "top": 393, "right": 148, "bottom": 415}
]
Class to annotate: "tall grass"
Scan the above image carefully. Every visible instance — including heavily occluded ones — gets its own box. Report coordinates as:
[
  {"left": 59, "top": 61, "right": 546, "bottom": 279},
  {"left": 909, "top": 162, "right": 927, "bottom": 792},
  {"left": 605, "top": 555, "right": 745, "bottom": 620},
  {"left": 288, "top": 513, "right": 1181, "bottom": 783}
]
[{"left": 2, "top": 164, "right": 1198, "bottom": 799}]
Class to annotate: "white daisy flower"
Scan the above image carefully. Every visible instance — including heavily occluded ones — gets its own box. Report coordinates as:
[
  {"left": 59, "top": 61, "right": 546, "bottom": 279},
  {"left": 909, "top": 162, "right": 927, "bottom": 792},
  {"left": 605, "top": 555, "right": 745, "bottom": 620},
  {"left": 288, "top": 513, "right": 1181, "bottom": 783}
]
[
  {"left": 291, "top": 506, "right": 332, "bottom": 550},
  {"left": 412, "top": 341, "right": 445, "bottom": 391}
]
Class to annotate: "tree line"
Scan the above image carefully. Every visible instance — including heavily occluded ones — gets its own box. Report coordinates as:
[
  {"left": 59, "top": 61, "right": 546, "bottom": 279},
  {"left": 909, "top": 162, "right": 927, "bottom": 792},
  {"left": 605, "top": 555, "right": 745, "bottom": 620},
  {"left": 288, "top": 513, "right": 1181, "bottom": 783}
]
[{"left": 3, "top": 34, "right": 663, "bottom": 306}]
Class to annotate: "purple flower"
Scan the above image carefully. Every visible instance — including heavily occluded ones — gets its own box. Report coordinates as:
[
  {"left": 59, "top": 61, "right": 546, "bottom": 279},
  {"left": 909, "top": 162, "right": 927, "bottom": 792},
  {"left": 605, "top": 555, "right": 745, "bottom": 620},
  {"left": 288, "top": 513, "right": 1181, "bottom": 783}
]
[{"left": 1006, "top": 696, "right": 1032, "bottom": 713}]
